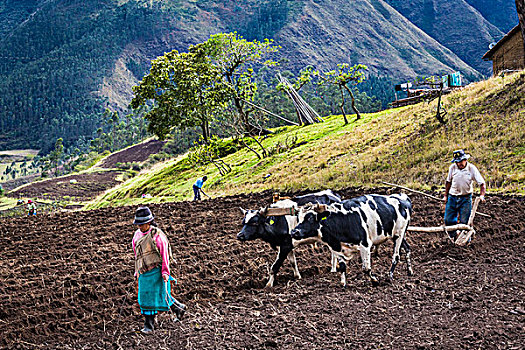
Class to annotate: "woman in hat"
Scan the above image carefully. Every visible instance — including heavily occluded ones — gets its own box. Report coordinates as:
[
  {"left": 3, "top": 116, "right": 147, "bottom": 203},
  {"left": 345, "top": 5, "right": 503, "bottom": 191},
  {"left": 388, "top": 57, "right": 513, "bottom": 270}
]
[
  {"left": 132, "top": 206, "right": 186, "bottom": 334},
  {"left": 443, "top": 149, "right": 486, "bottom": 239}
]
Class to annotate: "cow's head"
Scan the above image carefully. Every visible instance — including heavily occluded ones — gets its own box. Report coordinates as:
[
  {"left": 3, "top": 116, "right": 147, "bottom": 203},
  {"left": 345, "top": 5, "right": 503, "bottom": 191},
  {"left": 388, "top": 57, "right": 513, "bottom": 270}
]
[
  {"left": 237, "top": 207, "right": 268, "bottom": 241},
  {"left": 290, "top": 204, "right": 328, "bottom": 240}
]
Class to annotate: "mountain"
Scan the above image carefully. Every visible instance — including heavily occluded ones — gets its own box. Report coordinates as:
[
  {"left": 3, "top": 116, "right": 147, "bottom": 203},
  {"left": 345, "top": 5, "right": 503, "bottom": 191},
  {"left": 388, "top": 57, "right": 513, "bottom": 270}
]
[
  {"left": 0, "top": 0, "right": 515, "bottom": 153},
  {"left": 464, "top": 0, "right": 519, "bottom": 33},
  {"left": 383, "top": 0, "right": 510, "bottom": 75},
  {"left": 273, "top": 0, "right": 481, "bottom": 78}
]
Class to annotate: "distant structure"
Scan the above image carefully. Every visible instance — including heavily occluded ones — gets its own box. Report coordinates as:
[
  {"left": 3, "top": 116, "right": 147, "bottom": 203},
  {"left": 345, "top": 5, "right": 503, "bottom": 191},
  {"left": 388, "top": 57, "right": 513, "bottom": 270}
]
[{"left": 482, "top": 25, "right": 525, "bottom": 75}]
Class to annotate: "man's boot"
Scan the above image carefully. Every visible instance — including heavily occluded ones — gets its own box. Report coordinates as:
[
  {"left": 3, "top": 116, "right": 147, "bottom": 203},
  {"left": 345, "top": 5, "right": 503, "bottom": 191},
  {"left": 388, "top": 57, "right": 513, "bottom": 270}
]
[
  {"left": 140, "top": 315, "right": 155, "bottom": 334},
  {"left": 170, "top": 299, "right": 186, "bottom": 320}
]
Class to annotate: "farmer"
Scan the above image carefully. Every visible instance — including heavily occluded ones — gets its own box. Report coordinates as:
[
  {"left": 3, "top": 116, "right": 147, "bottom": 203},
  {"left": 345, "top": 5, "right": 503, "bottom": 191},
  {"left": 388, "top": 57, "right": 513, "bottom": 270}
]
[
  {"left": 192, "top": 175, "right": 208, "bottom": 201},
  {"left": 443, "top": 149, "right": 486, "bottom": 238},
  {"left": 132, "top": 206, "right": 186, "bottom": 334},
  {"left": 27, "top": 200, "right": 37, "bottom": 216}
]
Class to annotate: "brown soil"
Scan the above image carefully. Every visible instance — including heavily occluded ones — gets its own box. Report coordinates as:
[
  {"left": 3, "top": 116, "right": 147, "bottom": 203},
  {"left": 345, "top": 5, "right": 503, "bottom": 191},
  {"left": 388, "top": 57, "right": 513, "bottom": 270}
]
[
  {"left": 0, "top": 189, "right": 523, "bottom": 349},
  {"left": 99, "top": 139, "right": 165, "bottom": 168},
  {"left": 7, "top": 171, "right": 122, "bottom": 201}
]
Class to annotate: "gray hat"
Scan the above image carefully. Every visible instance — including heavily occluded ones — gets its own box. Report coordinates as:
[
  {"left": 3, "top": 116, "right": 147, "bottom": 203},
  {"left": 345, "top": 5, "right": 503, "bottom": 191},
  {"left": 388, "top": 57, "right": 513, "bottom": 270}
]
[
  {"left": 451, "top": 149, "right": 471, "bottom": 163},
  {"left": 133, "top": 206, "right": 154, "bottom": 225}
]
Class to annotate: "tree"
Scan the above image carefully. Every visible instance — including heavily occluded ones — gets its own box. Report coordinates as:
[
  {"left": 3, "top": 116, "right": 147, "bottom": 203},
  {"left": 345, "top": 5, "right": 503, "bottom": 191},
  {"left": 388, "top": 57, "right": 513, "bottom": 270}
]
[
  {"left": 188, "top": 136, "right": 233, "bottom": 176},
  {"left": 319, "top": 64, "right": 368, "bottom": 124},
  {"left": 516, "top": 1, "right": 525, "bottom": 50},
  {"left": 49, "top": 138, "right": 64, "bottom": 177},
  {"left": 198, "top": 32, "right": 279, "bottom": 135},
  {"left": 131, "top": 46, "right": 232, "bottom": 143}
]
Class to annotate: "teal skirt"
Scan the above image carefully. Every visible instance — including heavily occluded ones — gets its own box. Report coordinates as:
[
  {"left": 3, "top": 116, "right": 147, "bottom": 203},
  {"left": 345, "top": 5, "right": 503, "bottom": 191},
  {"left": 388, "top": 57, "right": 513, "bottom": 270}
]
[{"left": 138, "top": 267, "right": 175, "bottom": 313}]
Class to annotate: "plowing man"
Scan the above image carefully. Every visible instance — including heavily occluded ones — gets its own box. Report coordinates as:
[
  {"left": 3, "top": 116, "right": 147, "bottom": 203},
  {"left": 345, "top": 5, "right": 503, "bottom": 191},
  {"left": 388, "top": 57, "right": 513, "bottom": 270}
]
[
  {"left": 132, "top": 206, "right": 186, "bottom": 334},
  {"left": 192, "top": 175, "right": 208, "bottom": 201},
  {"left": 27, "top": 200, "right": 36, "bottom": 216},
  {"left": 443, "top": 149, "right": 486, "bottom": 239}
]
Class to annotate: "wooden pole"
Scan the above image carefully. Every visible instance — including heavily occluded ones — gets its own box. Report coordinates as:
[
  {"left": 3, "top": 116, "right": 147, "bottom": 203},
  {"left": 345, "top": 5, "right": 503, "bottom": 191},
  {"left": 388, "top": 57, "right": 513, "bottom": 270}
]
[
  {"left": 467, "top": 197, "right": 481, "bottom": 227},
  {"left": 381, "top": 181, "right": 442, "bottom": 201},
  {"left": 241, "top": 99, "right": 299, "bottom": 126},
  {"left": 407, "top": 224, "right": 472, "bottom": 233},
  {"left": 381, "top": 181, "right": 490, "bottom": 218}
]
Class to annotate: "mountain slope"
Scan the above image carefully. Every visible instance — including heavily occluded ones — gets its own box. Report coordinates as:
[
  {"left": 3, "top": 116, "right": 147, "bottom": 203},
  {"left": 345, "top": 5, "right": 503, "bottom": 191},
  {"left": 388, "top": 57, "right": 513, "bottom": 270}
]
[
  {"left": 464, "top": 0, "right": 519, "bottom": 33},
  {"left": 88, "top": 71, "right": 525, "bottom": 208},
  {"left": 0, "top": 0, "right": 512, "bottom": 152},
  {"left": 384, "top": 0, "right": 505, "bottom": 75},
  {"left": 275, "top": 0, "right": 481, "bottom": 79}
]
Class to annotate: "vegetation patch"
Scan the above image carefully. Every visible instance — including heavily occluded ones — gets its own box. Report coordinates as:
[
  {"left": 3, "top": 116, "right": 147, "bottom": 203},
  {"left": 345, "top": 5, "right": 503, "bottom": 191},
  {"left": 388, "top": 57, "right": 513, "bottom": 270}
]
[{"left": 89, "top": 71, "right": 525, "bottom": 208}]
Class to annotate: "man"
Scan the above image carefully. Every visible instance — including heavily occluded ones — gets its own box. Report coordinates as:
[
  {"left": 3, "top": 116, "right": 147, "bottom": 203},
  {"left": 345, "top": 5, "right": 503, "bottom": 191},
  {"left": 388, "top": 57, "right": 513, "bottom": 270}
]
[
  {"left": 27, "top": 199, "right": 37, "bottom": 216},
  {"left": 192, "top": 175, "right": 208, "bottom": 201},
  {"left": 443, "top": 149, "right": 486, "bottom": 238}
]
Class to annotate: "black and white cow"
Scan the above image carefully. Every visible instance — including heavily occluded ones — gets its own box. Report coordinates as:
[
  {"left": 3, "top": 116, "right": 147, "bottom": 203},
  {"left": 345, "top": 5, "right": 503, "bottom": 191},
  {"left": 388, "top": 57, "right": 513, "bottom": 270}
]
[
  {"left": 291, "top": 193, "right": 413, "bottom": 287},
  {"left": 237, "top": 190, "right": 341, "bottom": 287}
]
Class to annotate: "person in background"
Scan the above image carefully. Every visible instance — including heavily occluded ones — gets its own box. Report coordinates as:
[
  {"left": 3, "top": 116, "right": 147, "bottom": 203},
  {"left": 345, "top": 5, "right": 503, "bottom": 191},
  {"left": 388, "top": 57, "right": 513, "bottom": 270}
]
[
  {"left": 27, "top": 200, "right": 37, "bottom": 216},
  {"left": 132, "top": 206, "right": 186, "bottom": 334},
  {"left": 192, "top": 175, "right": 208, "bottom": 201},
  {"left": 443, "top": 149, "right": 486, "bottom": 239}
]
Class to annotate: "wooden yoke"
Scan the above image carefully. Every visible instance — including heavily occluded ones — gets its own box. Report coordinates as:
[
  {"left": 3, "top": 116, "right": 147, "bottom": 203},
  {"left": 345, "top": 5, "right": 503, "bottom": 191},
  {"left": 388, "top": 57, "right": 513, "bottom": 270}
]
[
  {"left": 272, "top": 192, "right": 291, "bottom": 203},
  {"left": 263, "top": 207, "right": 298, "bottom": 217}
]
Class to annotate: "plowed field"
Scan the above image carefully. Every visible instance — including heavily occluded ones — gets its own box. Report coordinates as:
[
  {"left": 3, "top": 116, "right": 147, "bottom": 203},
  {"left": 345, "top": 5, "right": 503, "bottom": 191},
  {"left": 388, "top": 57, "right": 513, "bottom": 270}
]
[
  {"left": 98, "top": 140, "right": 165, "bottom": 169},
  {"left": 0, "top": 189, "right": 523, "bottom": 349},
  {"left": 7, "top": 171, "right": 122, "bottom": 201}
]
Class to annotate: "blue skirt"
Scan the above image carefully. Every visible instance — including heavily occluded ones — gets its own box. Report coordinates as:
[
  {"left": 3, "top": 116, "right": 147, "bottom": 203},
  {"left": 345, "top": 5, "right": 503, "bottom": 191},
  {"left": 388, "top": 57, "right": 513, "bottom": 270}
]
[{"left": 138, "top": 267, "right": 175, "bottom": 313}]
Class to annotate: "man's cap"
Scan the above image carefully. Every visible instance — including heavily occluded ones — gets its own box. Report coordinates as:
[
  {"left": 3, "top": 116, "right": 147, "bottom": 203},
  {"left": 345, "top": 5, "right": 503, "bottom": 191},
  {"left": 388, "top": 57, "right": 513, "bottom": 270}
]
[
  {"left": 451, "top": 149, "right": 471, "bottom": 163},
  {"left": 133, "top": 206, "right": 154, "bottom": 225},
  {"left": 28, "top": 199, "right": 32, "bottom": 203}
]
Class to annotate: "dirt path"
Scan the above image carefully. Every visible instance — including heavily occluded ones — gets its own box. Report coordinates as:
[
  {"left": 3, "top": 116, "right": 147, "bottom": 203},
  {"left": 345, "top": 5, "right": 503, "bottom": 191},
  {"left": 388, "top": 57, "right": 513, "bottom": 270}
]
[{"left": 0, "top": 189, "right": 523, "bottom": 349}]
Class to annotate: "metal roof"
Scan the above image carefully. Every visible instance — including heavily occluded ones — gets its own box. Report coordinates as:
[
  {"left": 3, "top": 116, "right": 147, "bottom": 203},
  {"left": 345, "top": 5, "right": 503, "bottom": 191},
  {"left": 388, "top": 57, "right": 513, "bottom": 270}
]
[{"left": 482, "top": 25, "right": 522, "bottom": 61}]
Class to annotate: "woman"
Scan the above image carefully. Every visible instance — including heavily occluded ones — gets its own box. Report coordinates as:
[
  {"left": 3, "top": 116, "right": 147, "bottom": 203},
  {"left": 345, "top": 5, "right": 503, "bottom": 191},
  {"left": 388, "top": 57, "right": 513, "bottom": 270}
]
[{"left": 132, "top": 206, "right": 186, "bottom": 334}]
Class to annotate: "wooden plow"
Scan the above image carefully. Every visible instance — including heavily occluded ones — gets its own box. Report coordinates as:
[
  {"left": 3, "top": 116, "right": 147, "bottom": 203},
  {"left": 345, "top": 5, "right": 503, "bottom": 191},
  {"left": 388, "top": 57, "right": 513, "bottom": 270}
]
[{"left": 408, "top": 197, "right": 482, "bottom": 246}]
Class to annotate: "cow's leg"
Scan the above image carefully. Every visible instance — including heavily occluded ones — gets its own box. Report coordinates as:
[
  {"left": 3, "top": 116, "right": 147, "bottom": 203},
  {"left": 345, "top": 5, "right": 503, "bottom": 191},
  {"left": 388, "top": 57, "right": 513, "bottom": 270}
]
[
  {"left": 267, "top": 247, "right": 290, "bottom": 288},
  {"left": 336, "top": 255, "right": 347, "bottom": 287},
  {"left": 286, "top": 250, "right": 301, "bottom": 279},
  {"left": 359, "top": 245, "right": 379, "bottom": 286},
  {"left": 401, "top": 238, "right": 413, "bottom": 276},
  {"left": 372, "top": 244, "right": 380, "bottom": 258},
  {"left": 331, "top": 252, "right": 338, "bottom": 272},
  {"left": 389, "top": 235, "right": 404, "bottom": 281}
]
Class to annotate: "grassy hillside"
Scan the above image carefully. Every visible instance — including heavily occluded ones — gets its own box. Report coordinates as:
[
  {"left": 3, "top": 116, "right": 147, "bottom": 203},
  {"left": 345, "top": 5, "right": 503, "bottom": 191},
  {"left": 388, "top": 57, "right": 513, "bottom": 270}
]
[{"left": 87, "top": 71, "right": 525, "bottom": 209}]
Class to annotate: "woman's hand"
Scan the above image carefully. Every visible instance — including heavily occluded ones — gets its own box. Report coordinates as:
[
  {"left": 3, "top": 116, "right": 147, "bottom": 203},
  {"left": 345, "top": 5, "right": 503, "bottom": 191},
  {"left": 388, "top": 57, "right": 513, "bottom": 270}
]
[{"left": 162, "top": 274, "right": 169, "bottom": 282}]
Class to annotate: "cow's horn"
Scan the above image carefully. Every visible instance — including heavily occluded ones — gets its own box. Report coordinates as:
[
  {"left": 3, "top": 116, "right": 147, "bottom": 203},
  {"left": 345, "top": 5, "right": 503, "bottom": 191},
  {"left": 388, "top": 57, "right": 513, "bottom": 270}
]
[
  {"left": 259, "top": 206, "right": 268, "bottom": 216},
  {"left": 239, "top": 207, "right": 247, "bottom": 215}
]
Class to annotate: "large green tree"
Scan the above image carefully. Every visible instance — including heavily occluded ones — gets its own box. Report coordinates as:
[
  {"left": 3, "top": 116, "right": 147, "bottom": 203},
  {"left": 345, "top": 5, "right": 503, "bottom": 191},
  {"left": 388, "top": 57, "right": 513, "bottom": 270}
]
[
  {"left": 131, "top": 46, "right": 232, "bottom": 142},
  {"left": 198, "top": 33, "right": 279, "bottom": 134}
]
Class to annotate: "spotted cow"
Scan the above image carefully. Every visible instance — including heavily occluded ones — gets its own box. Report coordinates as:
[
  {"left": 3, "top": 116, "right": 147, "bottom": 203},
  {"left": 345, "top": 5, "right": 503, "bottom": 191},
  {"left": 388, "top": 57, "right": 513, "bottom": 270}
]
[
  {"left": 237, "top": 190, "right": 341, "bottom": 287},
  {"left": 291, "top": 193, "right": 413, "bottom": 287}
]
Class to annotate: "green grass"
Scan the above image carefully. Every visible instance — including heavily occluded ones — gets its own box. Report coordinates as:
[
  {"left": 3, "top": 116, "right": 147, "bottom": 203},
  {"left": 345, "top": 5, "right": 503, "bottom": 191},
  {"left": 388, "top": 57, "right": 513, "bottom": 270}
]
[{"left": 87, "top": 71, "right": 525, "bottom": 209}]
